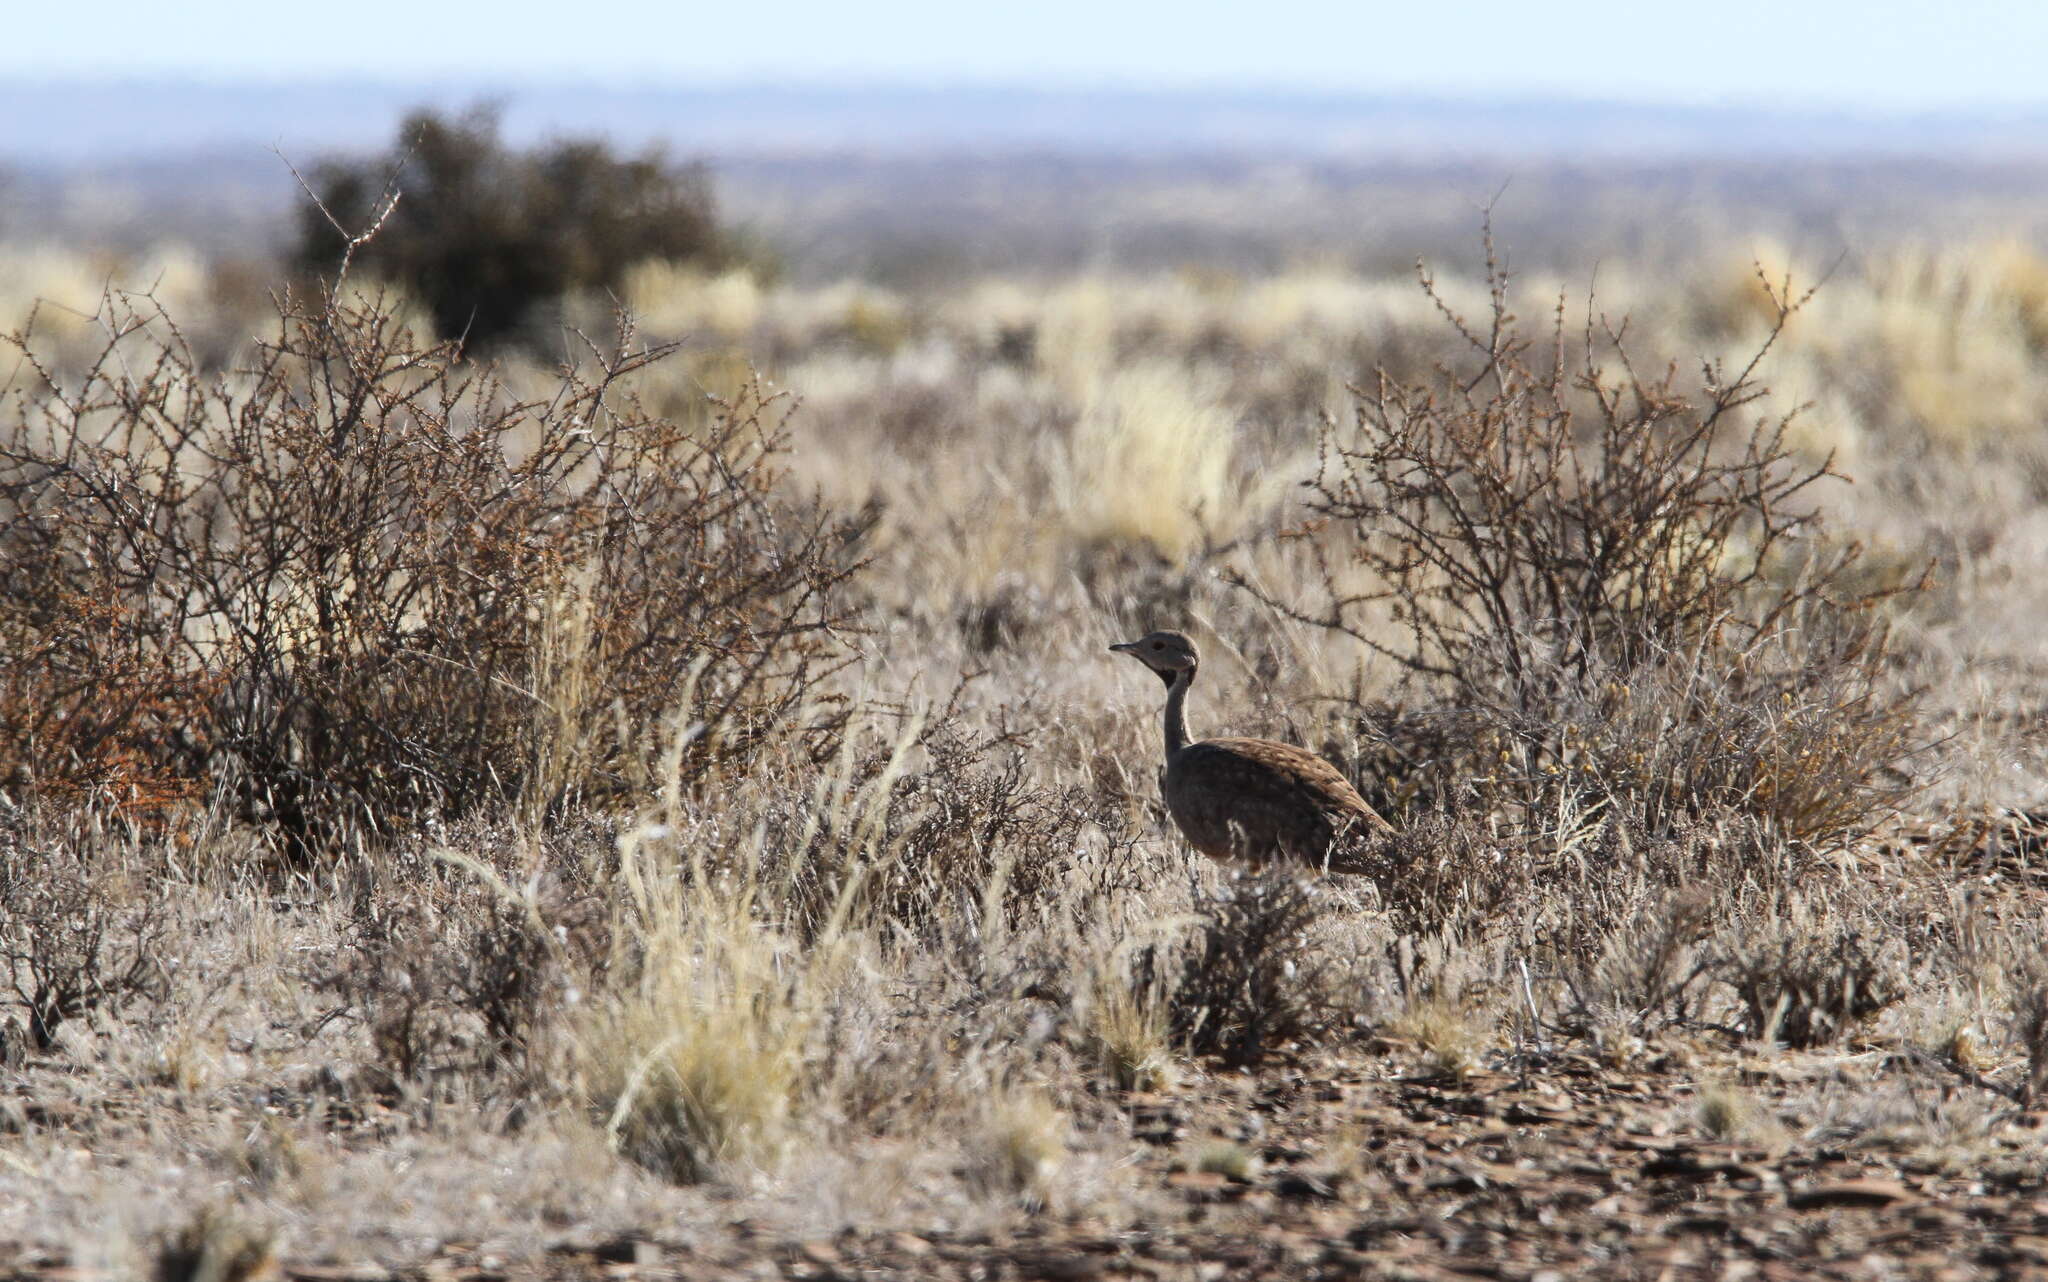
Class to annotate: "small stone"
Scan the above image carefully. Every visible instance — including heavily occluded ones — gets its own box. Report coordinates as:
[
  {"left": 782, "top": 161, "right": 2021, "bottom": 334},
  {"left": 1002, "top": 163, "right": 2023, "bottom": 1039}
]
[
  {"left": 1167, "top": 1170, "right": 1229, "bottom": 1191},
  {"left": 1270, "top": 1169, "right": 1343, "bottom": 1201},
  {"left": 1787, "top": 1178, "right": 1914, "bottom": 1210},
  {"left": 887, "top": 1233, "right": 931, "bottom": 1257}
]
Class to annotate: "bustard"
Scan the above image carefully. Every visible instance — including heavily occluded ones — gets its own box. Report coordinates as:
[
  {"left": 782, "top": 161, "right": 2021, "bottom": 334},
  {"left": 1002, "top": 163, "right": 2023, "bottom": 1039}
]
[{"left": 1110, "top": 630, "right": 1393, "bottom": 874}]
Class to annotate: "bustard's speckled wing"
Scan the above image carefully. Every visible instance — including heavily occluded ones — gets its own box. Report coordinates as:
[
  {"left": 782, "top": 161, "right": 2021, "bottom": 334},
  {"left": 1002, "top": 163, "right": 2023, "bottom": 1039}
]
[{"left": 1164, "top": 736, "right": 1394, "bottom": 871}]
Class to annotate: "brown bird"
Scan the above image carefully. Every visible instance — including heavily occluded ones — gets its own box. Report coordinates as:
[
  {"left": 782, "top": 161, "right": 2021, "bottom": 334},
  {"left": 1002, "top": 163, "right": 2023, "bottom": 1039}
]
[{"left": 1110, "top": 629, "right": 1393, "bottom": 874}]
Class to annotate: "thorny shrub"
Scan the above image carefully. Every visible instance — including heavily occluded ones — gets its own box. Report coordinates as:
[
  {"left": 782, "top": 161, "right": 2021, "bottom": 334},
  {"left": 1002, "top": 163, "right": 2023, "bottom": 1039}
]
[
  {"left": 325, "top": 858, "right": 610, "bottom": 1093},
  {"left": 746, "top": 682, "right": 1149, "bottom": 941},
  {"left": 0, "top": 568, "right": 219, "bottom": 826},
  {"left": 1241, "top": 229, "right": 1925, "bottom": 852},
  {"left": 0, "top": 833, "right": 167, "bottom": 1058},
  {"left": 1138, "top": 871, "right": 1349, "bottom": 1067},
  {"left": 2009, "top": 951, "right": 2048, "bottom": 1106},
  {"left": 1721, "top": 905, "right": 1908, "bottom": 1049},
  {"left": 0, "top": 280, "right": 868, "bottom": 855}
]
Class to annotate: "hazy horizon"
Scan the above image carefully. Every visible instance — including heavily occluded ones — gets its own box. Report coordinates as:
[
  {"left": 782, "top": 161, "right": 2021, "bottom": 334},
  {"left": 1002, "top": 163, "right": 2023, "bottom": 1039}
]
[
  {"left": 8, "top": 77, "right": 2048, "bottom": 168},
  {"left": 16, "top": 68, "right": 2048, "bottom": 114}
]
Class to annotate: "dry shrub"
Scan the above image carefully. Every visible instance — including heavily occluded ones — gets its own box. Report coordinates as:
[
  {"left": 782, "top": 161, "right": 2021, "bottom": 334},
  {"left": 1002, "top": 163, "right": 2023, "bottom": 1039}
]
[
  {"left": 757, "top": 696, "right": 1134, "bottom": 940},
  {"left": 0, "top": 565, "right": 217, "bottom": 827},
  {"left": 1141, "top": 871, "right": 1346, "bottom": 1067},
  {"left": 0, "top": 832, "right": 167, "bottom": 1056},
  {"left": 1519, "top": 615, "right": 1920, "bottom": 847},
  {"left": 1367, "top": 807, "right": 1528, "bottom": 931},
  {"left": 326, "top": 856, "right": 606, "bottom": 1092},
  {"left": 1240, "top": 228, "right": 1924, "bottom": 852},
  {"left": 1720, "top": 897, "right": 1908, "bottom": 1048},
  {"left": 1527, "top": 813, "right": 1874, "bottom": 1043},
  {"left": 1510, "top": 813, "right": 1923, "bottom": 1049},
  {"left": 0, "top": 278, "right": 866, "bottom": 855}
]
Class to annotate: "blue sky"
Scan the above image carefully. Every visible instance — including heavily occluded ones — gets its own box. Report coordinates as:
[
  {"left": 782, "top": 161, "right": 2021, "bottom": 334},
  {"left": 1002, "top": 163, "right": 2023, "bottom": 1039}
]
[{"left": 8, "top": 0, "right": 2042, "bottom": 112}]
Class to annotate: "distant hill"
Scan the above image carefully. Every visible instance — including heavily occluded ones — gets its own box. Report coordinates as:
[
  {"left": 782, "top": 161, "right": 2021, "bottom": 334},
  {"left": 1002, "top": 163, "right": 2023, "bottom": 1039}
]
[{"left": 7, "top": 78, "right": 2048, "bottom": 165}]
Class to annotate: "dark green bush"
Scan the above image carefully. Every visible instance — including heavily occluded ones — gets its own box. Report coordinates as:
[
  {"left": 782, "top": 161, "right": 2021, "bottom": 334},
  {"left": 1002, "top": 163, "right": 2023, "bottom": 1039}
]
[{"left": 293, "top": 105, "right": 724, "bottom": 348}]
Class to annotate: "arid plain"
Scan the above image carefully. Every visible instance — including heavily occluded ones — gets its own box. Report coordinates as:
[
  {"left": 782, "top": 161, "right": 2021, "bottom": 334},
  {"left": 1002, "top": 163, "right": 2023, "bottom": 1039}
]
[{"left": 6, "top": 137, "right": 2048, "bottom": 1280}]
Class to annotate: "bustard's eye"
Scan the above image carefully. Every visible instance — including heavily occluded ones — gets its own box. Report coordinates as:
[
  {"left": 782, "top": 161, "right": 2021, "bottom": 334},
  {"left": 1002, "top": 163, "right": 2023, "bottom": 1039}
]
[{"left": 1151, "top": 641, "right": 1164, "bottom": 650}]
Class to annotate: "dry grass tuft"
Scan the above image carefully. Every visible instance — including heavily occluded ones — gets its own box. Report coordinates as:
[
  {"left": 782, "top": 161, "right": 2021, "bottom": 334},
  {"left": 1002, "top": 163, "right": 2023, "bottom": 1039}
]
[
  {"left": 967, "top": 1087, "right": 1070, "bottom": 1211},
  {"left": 1694, "top": 1081, "right": 1781, "bottom": 1147},
  {"left": 151, "top": 1205, "right": 280, "bottom": 1282},
  {"left": 1388, "top": 994, "right": 1488, "bottom": 1082},
  {"left": 1088, "top": 977, "right": 1178, "bottom": 1094},
  {"left": 1190, "top": 1140, "right": 1261, "bottom": 1182},
  {"left": 582, "top": 863, "right": 813, "bottom": 1186},
  {"left": 1057, "top": 361, "right": 1243, "bottom": 561}
]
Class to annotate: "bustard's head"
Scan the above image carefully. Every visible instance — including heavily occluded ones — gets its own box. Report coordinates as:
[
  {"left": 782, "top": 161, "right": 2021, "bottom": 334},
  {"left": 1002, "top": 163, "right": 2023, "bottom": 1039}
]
[{"left": 1109, "top": 629, "right": 1200, "bottom": 687}]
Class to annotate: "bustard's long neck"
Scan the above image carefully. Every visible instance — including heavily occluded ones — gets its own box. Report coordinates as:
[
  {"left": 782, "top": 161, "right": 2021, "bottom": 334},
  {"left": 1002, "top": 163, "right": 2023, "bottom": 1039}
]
[{"left": 1162, "top": 664, "right": 1196, "bottom": 756}]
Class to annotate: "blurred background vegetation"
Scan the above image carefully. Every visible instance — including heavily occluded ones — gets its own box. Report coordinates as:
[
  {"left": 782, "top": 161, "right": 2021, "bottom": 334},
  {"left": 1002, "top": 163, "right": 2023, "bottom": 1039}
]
[{"left": 291, "top": 106, "right": 729, "bottom": 346}]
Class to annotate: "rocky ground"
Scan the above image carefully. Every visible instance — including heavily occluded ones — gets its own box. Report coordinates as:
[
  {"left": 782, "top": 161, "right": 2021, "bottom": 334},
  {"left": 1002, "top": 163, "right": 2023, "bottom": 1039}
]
[{"left": 11, "top": 1028, "right": 2048, "bottom": 1282}]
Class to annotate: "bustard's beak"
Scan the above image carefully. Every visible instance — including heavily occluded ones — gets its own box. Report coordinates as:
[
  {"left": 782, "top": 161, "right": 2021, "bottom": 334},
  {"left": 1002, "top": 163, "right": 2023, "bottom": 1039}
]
[{"left": 1108, "top": 640, "right": 1137, "bottom": 653}]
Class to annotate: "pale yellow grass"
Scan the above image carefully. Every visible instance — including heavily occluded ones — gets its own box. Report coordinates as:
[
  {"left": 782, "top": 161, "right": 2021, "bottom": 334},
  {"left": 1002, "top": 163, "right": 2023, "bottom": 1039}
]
[
  {"left": 1033, "top": 276, "right": 1124, "bottom": 395},
  {"left": 1055, "top": 360, "right": 1241, "bottom": 560},
  {"left": 581, "top": 862, "right": 812, "bottom": 1186},
  {"left": 0, "top": 242, "right": 218, "bottom": 352},
  {"left": 1083, "top": 948, "right": 1179, "bottom": 1093},
  {"left": 624, "top": 261, "right": 764, "bottom": 338},
  {"left": 1235, "top": 269, "right": 1490, "bottom": 350},
  {"left": 1717, "top": 241, "right": 2048, "bottom": 454},
  {"left": 966, "top": 1087, "right": 1071, "bottom": 1211},
  {"left": 1387, "top": 993, "right": 1489, "bottom": 1081}
]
